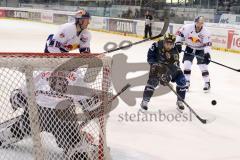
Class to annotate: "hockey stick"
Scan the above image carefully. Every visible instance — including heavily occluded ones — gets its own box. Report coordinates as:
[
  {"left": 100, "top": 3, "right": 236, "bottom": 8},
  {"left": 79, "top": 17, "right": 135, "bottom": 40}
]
[
  {"left": 0, "top": 83, "right": 130, "bottom": 127},
  {"left": 77, "top": 83, "right": 131, "bottom": 128},
  {"left": 165, "top": 83, "right": 208, "bottom": 124},
  {"left": 183, "top": 51, "right": 240, "bottom": 72},
  {"left": 103, "top": 18, "right": 170, "bottom": 54},
  {"left": 0, "top": 84, "right": 130, "bottom": 132}
]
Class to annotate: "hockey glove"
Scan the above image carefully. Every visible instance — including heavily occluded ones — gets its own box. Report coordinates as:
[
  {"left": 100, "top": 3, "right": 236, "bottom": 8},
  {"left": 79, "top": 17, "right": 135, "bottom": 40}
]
[
  {"left": 160, "top": 74, "right": 172, "bottom": 86},
  {"left": 175, "top": 42, "right": 182, "bottom": 53},
  {"left": 150, "top": 63, "right": 168, "bottom": 78},
  {"left": 204, "top": 53, "right": 211, "bottom": 65}
]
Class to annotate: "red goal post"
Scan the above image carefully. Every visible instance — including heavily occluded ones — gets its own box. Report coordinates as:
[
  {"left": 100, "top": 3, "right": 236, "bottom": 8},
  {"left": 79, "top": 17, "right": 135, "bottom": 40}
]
[{"left": 0, "top": 52, "right": 112, "bottom": 160}]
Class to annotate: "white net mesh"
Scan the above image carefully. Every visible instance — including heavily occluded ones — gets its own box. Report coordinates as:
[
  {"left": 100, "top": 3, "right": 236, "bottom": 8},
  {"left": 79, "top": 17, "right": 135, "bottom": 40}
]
[{"left": 0, "top": 53, "right": 112, "bottom": 160}]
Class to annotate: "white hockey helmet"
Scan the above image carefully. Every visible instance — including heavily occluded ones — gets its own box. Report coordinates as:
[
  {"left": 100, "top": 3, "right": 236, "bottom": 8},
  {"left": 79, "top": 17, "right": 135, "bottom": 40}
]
[
  {"left": 74, "top": 9, "right": 91, "bottom": 20},
  {"left": 194, "top": 16, "right": 205, "bottom": 23}
]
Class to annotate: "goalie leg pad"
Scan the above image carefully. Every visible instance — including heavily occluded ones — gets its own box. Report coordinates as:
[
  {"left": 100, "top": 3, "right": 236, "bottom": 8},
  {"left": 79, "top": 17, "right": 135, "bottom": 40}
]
[
  {"left": 0, "top": 112, "right": 32, "bottom": 147},
  {"left": 66, "top": 133, "right": 97, "bottom": 160},
  {"left": 11, "top": 114, "right": 31, "bottom": 140}
]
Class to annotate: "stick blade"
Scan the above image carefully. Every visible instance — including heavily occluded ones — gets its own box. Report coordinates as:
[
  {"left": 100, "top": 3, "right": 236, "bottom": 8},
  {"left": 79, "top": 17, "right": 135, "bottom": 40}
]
[
  {"left": 200, "top": 119, "right": 207, "bottom": 124},
  {"left": 200, "top": 117, "right": 216, "bottom": 124}
]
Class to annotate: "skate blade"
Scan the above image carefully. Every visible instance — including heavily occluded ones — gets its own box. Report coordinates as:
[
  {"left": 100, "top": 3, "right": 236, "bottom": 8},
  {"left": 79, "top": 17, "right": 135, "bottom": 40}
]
[
  {"left": 176, "top": 107, "right": 184, "bottom": 113},
  {"left": 139, "top": 108, "right": 148, "bottom": 113},
  {"left": 138, "top": 108, "right": 157, "bottom": 114},
  {"left": 204, "top": 89, "right": 210, "bottom": 93}
]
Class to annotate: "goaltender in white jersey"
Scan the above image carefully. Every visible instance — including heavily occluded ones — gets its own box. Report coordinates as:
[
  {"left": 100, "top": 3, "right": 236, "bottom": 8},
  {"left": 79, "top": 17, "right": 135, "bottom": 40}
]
[
  {"left": 0, "top": 10, "right": 99, "bottom": 160},
  {"left": 175, "top": 16, "right": 212, "bottom": 91}
]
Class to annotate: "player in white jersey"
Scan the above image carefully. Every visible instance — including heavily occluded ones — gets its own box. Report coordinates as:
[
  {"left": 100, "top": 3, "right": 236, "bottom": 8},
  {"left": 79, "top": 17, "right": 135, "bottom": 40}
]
[
  {"left": 45, "top": 9, "right": 91, "bottom": 53},
  {"left": 0, "top": 10, "right": 100, "bottom": 159},
  {"left": 175, "top": 16, "right": 211, "bottom": 92}
]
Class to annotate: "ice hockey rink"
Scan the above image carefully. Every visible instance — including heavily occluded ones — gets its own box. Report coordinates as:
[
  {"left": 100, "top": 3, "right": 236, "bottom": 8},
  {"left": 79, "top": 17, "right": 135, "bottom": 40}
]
[{"left": 0, "top": 19, "right": 240, "bottom": 160}]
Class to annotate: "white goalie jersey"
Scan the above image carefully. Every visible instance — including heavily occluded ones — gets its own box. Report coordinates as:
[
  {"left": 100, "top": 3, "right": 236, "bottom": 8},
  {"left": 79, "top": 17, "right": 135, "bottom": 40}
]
[
  {"left": 176, "top": 23, "right": 212, "bottom": 54},
  {"left": 18, "top": 69, "right": 91, "bottom": 109}
]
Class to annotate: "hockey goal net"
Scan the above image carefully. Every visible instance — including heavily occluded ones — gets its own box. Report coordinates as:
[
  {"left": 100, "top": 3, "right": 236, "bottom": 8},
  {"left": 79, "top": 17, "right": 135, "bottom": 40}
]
[{"left": 0, "top": 52, "right": 112, "bottom": 160}]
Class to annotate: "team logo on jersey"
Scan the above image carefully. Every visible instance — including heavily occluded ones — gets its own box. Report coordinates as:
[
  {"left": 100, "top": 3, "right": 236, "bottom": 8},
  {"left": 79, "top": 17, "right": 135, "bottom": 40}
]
[
  {"left": 188, "top": 36, "right": 201, "bottom": 43},
  {"left": 67, "top": 72, "right": 77, "bottom": 81},
  {"left": 65, "top": 44, "right": 73, "bottom": 50},
  {"left": 41, "top": 71, "right": 77, "bottom": 81},
  {"left": 62, "top": 44, "right": 80, "bottom": 51}
]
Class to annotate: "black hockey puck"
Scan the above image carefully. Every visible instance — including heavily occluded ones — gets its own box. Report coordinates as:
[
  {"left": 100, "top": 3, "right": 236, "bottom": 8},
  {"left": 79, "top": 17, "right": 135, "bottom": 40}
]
[{"left": 211, "top": 100, "right": 217, "bottom": 105}]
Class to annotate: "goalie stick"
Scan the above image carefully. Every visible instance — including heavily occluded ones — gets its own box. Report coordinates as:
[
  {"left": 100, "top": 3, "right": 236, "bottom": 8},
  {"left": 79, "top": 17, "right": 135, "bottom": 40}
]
[
  {"left": 0, "top": 84, "right": 131, "bottom": 132},
  {"left": 103, "top": 17, "right": 170, "bottom": 54},
  {"left": 183, "top": 51, "right": 240, "bottom": 72},
  {"left": 165, "top": 83, "right": 208, "bottom": 124}
]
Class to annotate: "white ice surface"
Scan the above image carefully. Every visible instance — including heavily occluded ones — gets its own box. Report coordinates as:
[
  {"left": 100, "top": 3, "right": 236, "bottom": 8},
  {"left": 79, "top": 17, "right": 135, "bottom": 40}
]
[{"left": 0, "top": 19, "right": 240, "bottom": 160}]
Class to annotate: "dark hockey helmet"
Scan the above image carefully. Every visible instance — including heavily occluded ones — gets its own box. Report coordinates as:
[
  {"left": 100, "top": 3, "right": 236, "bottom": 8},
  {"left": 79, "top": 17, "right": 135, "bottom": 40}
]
[{"left": 164, "top": 33, "right": 176, "bottom": 43}]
